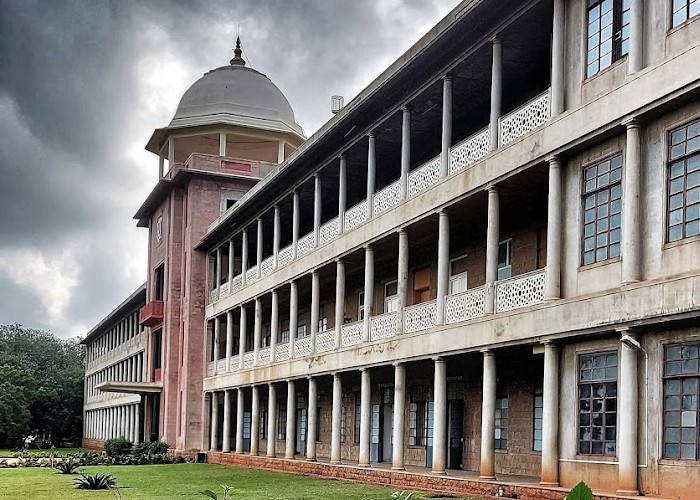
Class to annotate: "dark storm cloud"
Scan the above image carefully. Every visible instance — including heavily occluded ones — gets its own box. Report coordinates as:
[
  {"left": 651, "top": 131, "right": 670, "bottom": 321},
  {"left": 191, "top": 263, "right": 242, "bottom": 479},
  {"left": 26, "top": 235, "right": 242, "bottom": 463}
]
[{"left": 0, "top": 0, "right": 457, "bottom": 337}]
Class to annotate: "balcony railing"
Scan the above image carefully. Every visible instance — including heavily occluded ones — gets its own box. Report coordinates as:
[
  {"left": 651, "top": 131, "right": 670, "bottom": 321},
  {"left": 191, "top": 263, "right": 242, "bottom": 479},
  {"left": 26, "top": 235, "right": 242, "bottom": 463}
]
[
  {"left": 450, "top": 128, "right": 489, "bottom": 174},
  {"left": 294, "top": 336, "right": 313, "bottom": 357},
  {"left": 139, "top": 300, "right": 164, "bottom": 327},
  {"left": 315, "top": 329, "right": 336, "bottom": 353},
  {"left": 297, "top": 232, "right": 317, "bottom": 258},
  {"left": 229, "top": 354, "right": 239, "bottom": 372},
  {"left": 209, "top": 289, "right": 219, "bottom": 303},
  {"left": 499, "top": 89, "right": 551, "bottom": 147},
  {"left": 408, "top": 156, "right": 441, "bottom": 197},
  {"left": 245, "top": 266, "right": 259, "bottom": 284},
  {"left": 445, "top": 286, "right": 486, "bottom": 324},
  {"left": 207, "top": 362, "right": 215, "bottom": 377},
  {"left": 344, "top": 200, "right": 368, "bottom": 232},
  {"left": 219, "top": 281, "right": 230, "bottom": 298},
  {"left": 373, "top": 180, "right": 401, "bottom": 216},
  {"left": 231, "top": 274, "right": 243, "bottom": 293},
  {"left": 260, "top": 256, "right": 275, "bottom": 278},
  {"left": 278, "top": 245, "right": 294, "bottom": 268},
  {"left": 495, "top": 269, "right": 546, "bottom": 312},
  {"left": 319, "top": 217, "right": 340, "bottom": 246},
  {"left": 369, "top": 311, "right": 398, "bottom": 341},
  {"left": 258, "top": 346, "right": 271, "bottom": 365},
  {"left": 275, "top": 342, "right": 291, "bottom": 362},
  {"left": 340, "top": 320, "right": 364, "bottom": 348},
  {"left": 242, "top": 352, "right": 255, "bottom": 369},
  {"left": 216, "top": 359, "right": 227, "bottom": 373},
  {"left": 404, "top": 300, "right": 438, "bottom": 333}
]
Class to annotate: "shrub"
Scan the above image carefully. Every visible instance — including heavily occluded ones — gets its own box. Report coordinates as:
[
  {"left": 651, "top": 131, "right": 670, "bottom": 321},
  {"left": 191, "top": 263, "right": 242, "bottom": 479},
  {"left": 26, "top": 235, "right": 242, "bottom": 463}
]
[
  {"left": 73, "top": 472, "right": 116, "bottom": 490},
  {"left": 104, "top": 437, "right": 132, "bottom": 457},
  {"left": 200, "top": 485, "right": 234, "bottom": 500},
  {"left": 132, "top": 440, "right": 169, "bottom": 458},
  {"left": 55, "top": 459, "right": 81, "bottom": 474},
  {"left": 565, "top": 481, "right": 593, "bottom": 500}
]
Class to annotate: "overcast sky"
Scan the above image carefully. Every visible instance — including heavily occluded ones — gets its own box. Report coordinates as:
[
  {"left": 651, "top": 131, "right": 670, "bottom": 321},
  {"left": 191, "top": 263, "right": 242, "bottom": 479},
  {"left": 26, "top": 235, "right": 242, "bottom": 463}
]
[{"left": 0, "top": 0, "right": 459, "bottom": 339}]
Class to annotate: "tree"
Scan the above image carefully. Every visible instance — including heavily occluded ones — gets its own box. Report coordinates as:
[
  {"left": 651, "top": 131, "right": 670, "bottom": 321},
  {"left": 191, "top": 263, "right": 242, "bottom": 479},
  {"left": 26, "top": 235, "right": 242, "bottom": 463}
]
[{"left": 0, "top": 324, "right": 84, "bottom": 448}]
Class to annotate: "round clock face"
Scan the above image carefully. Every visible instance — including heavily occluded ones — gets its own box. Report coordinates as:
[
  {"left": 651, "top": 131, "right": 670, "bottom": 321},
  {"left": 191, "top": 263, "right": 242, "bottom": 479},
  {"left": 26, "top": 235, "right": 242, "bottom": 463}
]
[{"left": 156, "top": 215, "right": 163, "bottom": 244}]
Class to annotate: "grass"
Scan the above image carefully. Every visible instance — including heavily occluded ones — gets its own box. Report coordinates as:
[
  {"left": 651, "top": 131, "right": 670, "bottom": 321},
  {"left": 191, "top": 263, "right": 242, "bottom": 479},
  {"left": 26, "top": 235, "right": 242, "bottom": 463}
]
[
  {"left": 0, "top": 447, "right": 89, "bottom": 457},
  {"left": 0, "top": 463, "right": 434, "bottom": 500}
]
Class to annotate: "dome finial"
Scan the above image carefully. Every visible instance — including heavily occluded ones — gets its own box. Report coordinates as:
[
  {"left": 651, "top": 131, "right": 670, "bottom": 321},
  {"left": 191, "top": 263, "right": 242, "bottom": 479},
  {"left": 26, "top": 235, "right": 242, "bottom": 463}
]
[{"left": 230, "top": 36, "right": 246, "bottom": 66}]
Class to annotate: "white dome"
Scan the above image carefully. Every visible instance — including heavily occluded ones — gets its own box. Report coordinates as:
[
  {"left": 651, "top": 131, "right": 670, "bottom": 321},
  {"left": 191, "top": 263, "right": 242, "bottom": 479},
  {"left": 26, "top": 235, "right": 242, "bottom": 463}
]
[{"left": 169, "top": 58, "right": 304, "bottom": 138}]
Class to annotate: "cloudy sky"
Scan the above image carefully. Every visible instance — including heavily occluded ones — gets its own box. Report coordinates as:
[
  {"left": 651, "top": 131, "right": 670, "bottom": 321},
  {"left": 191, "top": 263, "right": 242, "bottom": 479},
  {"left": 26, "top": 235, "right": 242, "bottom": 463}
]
[{"left": 0, "top": 0, "right": 459, "bottom": 339}]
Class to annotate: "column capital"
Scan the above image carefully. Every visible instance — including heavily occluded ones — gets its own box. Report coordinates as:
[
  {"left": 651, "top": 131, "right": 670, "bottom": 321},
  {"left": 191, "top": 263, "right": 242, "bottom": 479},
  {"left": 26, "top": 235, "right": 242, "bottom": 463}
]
[
  {"left": 368, "top": 131, "right": 376, "bottom": 139},
  {"left": 616, "top": 325, "right": 636, "bottom": 336},
  {"left": 363, "top": 243, "right": 373, "bottom": 251},
  {"left": 546, "top": 155, "right": 562, "bottom": 165},
  {"left": 491, "top": 35, "right": 502, "bottom": 45},
  {"left": 443, "top": 74, "right": 452, "bottom": 83},
  {"left": 401, "top": 104, "right": 412, "bottom": 113},
  {"left": 480, "top": 347, "right": 494, "bottom": 355},
  {"left": 432, "top": 356, "right": 445, "bottom": 363},
  {"left": 487, "top": 184, "right": 498, "bottom": 194},
  {"left": 392, "top": 361, "right": 405, "bottom": 368},
  {"left": 622, "top": 117, "right": 642, "bottom": 129}
]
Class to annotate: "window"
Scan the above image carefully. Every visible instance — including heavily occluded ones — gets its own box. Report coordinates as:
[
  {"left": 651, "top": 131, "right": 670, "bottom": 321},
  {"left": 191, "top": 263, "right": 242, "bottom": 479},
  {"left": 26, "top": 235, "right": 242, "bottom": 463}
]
[
  {"left": 578, "top": 352, "right": 618, "bottom": 455},
  {"left": 533, "top": 383, "right": 544, "bottom": 452},
  {"left": 663, "top": 343, "right": 700, "bottom": 459},
  {"left": 449, "top": 256, "right": 468, "bottom": 294},
  {"left": 296, "top": 314, "right": 307, "bottom": 339},
  {"left": 586, "top": 0, "right": 631, "bottom": 78},
  {"left": 353, "top": 392, "right": 361, "bottom": 444},
  {"left": 262, "top": 325, "right": 271, "bottom": 348},
  {"left": 495, "top": 396, "right": 509, "bottom": 450},
  {"left": 582, "top": 155, "right": 623, "bottom": 265},
  {"left": 536, "top": 227, "right": 547, "bottom": 269},
  {"left": 409, "top": 385, "right": 430, "bottom": 446},
  {"left": 358, "top": 292, "right": 365, "bottom": 321},
  {"left": 315, "top": 407, "right": 322, "bottom": 442},
  {"left": 318, "top": 305, "right": 328, "bottom": 333},
  {"left": 277, "top": 402, "right": 287, "bottom": 440},
  {"left": 280, "top": 319, "right": 290, "bottom": 344},
  {"left": 497, "top": 240, "right": 512, "bottom": 280},
  {"left": 413, "top": 267, "right": 432, "bottom": 304},
  {"left": 154, "top": 263, "right": 165, "bottom": 301},
  {"left": 341, "top": 405, "right": 347, "bottom": 443},
  {"left": 672, "top": 0, "right": 700, "bottom": 28},
  {"left": 667, "top": 119, "right": 700, "bottom": 242},
  {"left": 384, "top": 281, "right": 398, "bottom": 313}
]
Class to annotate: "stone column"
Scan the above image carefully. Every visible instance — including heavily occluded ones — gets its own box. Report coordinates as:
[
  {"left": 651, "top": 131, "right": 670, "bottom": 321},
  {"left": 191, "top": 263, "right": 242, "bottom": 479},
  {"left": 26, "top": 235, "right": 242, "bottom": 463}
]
[
  {"left": 254, "top": 298, "right": 262, "bottom": 364},
  {"left": 541, "top": 342, "right": 560, "bottom": 485},
  {"left": 485, "top": 186, "right": 500, "bottom": 313},
  {"left": 480, "top": 350, "right": 497, "bottom": 480},
  {"left": 134, "top": 403, "right": 140, "bottom": 444},
  {"left": 545, "top": 156, "right": 562, "bottom": 300},
  {"left": 236, "top": 388, "right": 245, "bottom": 454},
  {"left": 367, "top": 133, "right": 376, "bottom": 217},
  {"left": 289, "top": 281, "right": 298, "bottom": 355},
  {"left": 330, "top": 373, "right": 343, "bottom": 464},
  {"left": 617, "top": 330, "right": 640, "bottom": 495},
  {"left": 358, "top": 368, "right": 372, "bottom": 467},
  {"left": 306, "top": 378, "right": 317, "bottom": 461},
  {"left": 239, "top": 305, "right": 247, "bottom": 370},
  {"left": 273, "top": 206, "right": 281, "bottom": 267},
  {"left": 339, "top": 156, "right": 347, "bottom": 233},
  {"left": 210, "top": 392, "right": 219, "bottom": 451},
  {"left": 622, "top": 119, "right": 642, "bottom": 284},
  {"left": 550, "top": 0, "right": 565, "bottom": 116},
  {"left": 440, "top": 76, "right": 452, "bottom": 178},
  {"left": 314, "top": 174, "right": 322, "bottom": 242},
  {"left": 168, "top": 138, "right": 175, "bottom": 167},
  {"left": 285, "top": 380, "right": 296, "bottom": 459},
  {"left": 251, "top": 385, "right": 260, "bottom": 456},
  {"left": 270, "top": 290, "right": 279, "bottom": 362},
  {"left": 392, "top": 362, "right": 406, "bottom": 470},
  {"left": 222, "top": 390, "right": 232, "bottom": 453},
  {"left": 219, "top": 132, "right": 227, "bottom": 156},
  {"left": 489, "top": 37, "right": 502, "bottom": 151},
  {"left": 310, "top": 270, "right": 320, "bottom": 353},
  {"left": 159, "top": 155, "right": 165, "bottom": 179},
  {"left": 292, "top": 191, "right": 300, "bottom": 259},
  {"left": 226, "top": 310, "right": 234, "bottom": 372},
  {"left": 241, "top": 229, "right": 248, "bottom": 285},
  {"left": 228, "top": 239, "right": 234, "bottom": 283},
  {"left": 396, "top": 230, "right": 410, "bottom": 334},
  {"left": 628, "top": 0, "right": 643, "bottom": 73},
  {"left": 256, "top": 218, "right": 263, "bottom": 278},
  {"left": 267, "top": 383, "right": 277, "bottom": 457},
  {"left": 213, "top": 316, "right": 221, "bottom": 374},
  {"left": 363, "top": 246, "right": 374, "bottom": 341},
  {"left": 278, "top": 140, "right": 285, "bottom": 164},
  {"left": 400, "top": 107, "right": 411, "bottom": 199},
  {"left": 436, "top": 211, "right": 450, "bottom": 324},
  {"left": 334, "top": 260, "right": 345, "bottom": 349},
  {"left": 215, "top": 247, "right": 222, "bottom": 289},
  {"left": 432, "top": 357, "right": 447, "bottom": 474}
]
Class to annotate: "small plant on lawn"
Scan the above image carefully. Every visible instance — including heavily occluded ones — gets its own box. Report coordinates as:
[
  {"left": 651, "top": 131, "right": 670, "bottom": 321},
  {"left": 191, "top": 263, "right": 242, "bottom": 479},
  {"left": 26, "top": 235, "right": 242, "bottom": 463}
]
[
  {"left": 104, "top": 437, "right": 132, "bottom": 457},
  {"left": 564, "top": 481, "right": 593, "bottom": 500},
  {"left": 55, "top": 458, "right": 81, "bottom": 474},
  {"left": 73, "top": 472, "right": 116, "bottom": 490},
  {"left": 200, "top": 484, "right": 235, "bottom": 500},
  {"left": 391, "top": 491, "right": 416, "bottom": 500}
]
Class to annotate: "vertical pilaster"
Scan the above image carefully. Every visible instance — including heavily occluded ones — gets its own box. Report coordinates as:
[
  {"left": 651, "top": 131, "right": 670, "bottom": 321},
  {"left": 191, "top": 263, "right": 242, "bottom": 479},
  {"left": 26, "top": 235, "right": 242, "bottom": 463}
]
[
  {"left": 485, "top": 186, "right": 500, "bottom": 313},
  {"left": 266, "top": 383, "right": 277, "bottom": 457},
  {"left": 213, "top": 316, "right": 221, "bottom": 374},
  {"left": 338, "top": 156, "right": 347, "bottom": 232},
  {"left": 222, "top": 390, "right": 231, "bottom": 453},
  {"left": 289, "top": 281, "right": 298, "bottom": 355},
  {"left": 367, "top": 133, "right": 376, "bottom": 217},
  {"left": 235, "top": 388, "right": 244, "bottom": 454},
  {"left": 254, "top": 298, "right": 262, "bottom": 364},
  {"left": 239, "top": 306, "right": 247, "bottom": 370},
  {"left": 432, "top": 357, "right": 447, "bottom": 474},
  {"left": 210, "top": 392, "right": 219, "bottom": 451},
  {"left": 219, "top": 132, "right": 227, "bottom": 157},
  {"left": 540, "top": 342, "right": 560, "bottom": 486},
  {"left": 392, "top": 362, "right": 406, "bottom": 470},
  {"left": 628, "top": 0, "right": 643, "bottom": 73},
  {"left": 358, "top": 368, "right": 372, "bottom": 467},
  {"left": 617, "top": 330, "right": 640, "bottom": 495},
  {"left": 215, "top": 247, "right": 222, "bottom": 288},
  {"left": 270, "top": 290, "right": 279, "bottom": 361},
  {"left": 292, "top": 191, "right": 300, "bottom": 259},
  {"left": 306, "top": 378, "right": 317, "bottom": 461},
  {"left": 251, "top": 385, "right": 260, "bottom": 456},
  {"left": 480, "top": 350, "right": 496, "bottom": 480},
  {"left": 440, "top": 76, "right": 452, "bottom": 178},
  {"left": 330, "top": 373, "right": 343, "bottom": 464},
  {"left": 278, "top": 140, "right": 285, "bottom": 164},
  {"left": 545, "top": 156, "right": 562, "bottom": 300},
  {"left": 334, "top": 260, "right": 345, "bottom": 349},
  {"left": 436, "top": 211, "right": 450, "bottom": 324},
  {"left": 622, "top": 119, "right": 642, "bottom": 283},
  {"left": 310, "top": 270, "right": 320, "bottom": 353},
  {"left": 226, "top": 310, "right": 233, "bottom": 372},
  {"left": 550, "top": 0, "right": 565, "bottom": 116},
  {"left": 489, "top": 37, "right": 502, "bottom": 151},
  {"left": 228, "top": 239, "right": 234, "bottom": 283},
  {"left": 285, "top": 380, "right": 296, "bottom": 459},
  {"left": 363, "top": 246, "right": 374, "bottom": 341},
  {"left": 397, "top": 230, "right": 409, "bottom": 334},
  {"left": 400, "top": 107, "right": 411, "bottom": 199},
  {"left": 159, "top": 156, "right": 165, "bottom": 179},
  {"left": 168, "top": 138, "right": 175, "bottom": 167}
]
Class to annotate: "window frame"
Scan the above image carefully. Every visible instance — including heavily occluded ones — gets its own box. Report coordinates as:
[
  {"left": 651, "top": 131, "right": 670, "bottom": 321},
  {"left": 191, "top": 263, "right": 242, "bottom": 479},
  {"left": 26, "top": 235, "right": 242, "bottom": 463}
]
[
  {"left": 384, "top": 280, "right": 398, "bottom": 313},
  {"left": 449, "top": 255, "right": 469, "bottom": 294},
  {"left": 670, "top": 0, "right": 700, "bottom": 29},
  {"left": 577, "top": 351, "right": 618, "bottom": 456},
  {"left": 666, "top": 118, "right": 700, "bottom": 243},
  {"left": 533, "top": 383, "right": 544, "bottom": 452},
  {"left": 585, "top": 0, "right": 632, "bottom": 78},
  {"left": 662, "top": 342, "right": 700, "bottom": 460},
  {"left": 495, "top": 395, "right": 509, "bottom": 451},
  {"left": 497, "top": 240, "right": 512, "bottom": 280}
]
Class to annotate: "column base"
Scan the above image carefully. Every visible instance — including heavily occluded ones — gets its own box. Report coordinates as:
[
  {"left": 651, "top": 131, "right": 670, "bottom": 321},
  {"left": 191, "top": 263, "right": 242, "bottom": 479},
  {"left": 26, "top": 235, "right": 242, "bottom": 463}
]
[
  {"left": 539, "top": 481, "right": 560, "bottom": 487},
  {"left": 391, "top": 466, "right": 405, "bottom": 471},
  {"left": 431, "top": 469, "right": 447, "bottom": 475},
  {"left": 616, "top": 490, "right": 639, "bottom": 497},
  {"left": 306, "top": 457, "right": 317, "bottom": 462},
  {"left": 330, "top": 460, "right": 342, "bottom": 465},
  {"left": 266, "top": 454, "right": 276, "bottom": 458},
  {"left": 221, "top": 449, "right": 230, "bottom": 454},
  {"left": 284, "top": 455, "right": 295, "bottom": 460},
  {"left": 358, "top": 463, "right": 371, "bottom": 468},
  {"left": 479, "top": 475, "right": 496, "bottom": 481}
]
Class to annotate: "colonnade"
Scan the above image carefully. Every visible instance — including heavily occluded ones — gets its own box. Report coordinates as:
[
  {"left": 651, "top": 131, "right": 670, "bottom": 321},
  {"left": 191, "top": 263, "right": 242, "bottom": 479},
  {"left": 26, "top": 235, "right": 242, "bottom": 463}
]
[
  {"left": 86, "top": 352, "right": 145, "bottom": 402},
  {"left": 84, "top": 404, "right": 140, "bottom": 443},
  {"left": 86, "top": 309, "right": 141, "bottom": 364}
]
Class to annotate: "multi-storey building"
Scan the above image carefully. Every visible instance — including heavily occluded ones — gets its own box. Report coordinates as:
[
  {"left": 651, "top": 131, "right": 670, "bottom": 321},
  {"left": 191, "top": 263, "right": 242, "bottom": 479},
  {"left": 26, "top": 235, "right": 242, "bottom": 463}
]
[{"left": 84, "top": 1, "right": 700, "bottom": 498}]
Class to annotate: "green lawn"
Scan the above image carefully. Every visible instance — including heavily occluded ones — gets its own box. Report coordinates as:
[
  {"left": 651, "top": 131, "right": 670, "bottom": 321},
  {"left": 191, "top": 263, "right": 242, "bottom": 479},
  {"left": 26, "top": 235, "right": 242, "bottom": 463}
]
[
  {"left": 0, "top": 447, "right": 89, "bottom": 457},
  {"left": 0, "top": 463, "right": 447, "bottom": 500}
]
